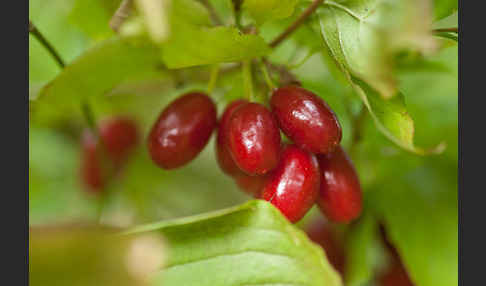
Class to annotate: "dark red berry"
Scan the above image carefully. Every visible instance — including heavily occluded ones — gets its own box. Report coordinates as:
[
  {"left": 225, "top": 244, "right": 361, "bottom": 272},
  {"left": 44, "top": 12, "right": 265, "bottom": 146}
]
[
  {"left": 99, "top": 117, "right": 139, "bottom": 166},
  {"left": 234, "top": 173, "right": 267, "bottom": 198},
  {"left": 228, "top": 103, "right": 281, "bottom": 175},
  {"left": 306, "top": 218, "right": 346, "bottom": 274},
  {"left": 80, "top": 131, "right": 109, "bottom": 194},
  {"left": 216, "top": 100, "right": 248, "bottom": 176},
  {"left": 271, "top": 85, "right": 342, "bottom": 154},
  {"left": 148, "top": 92, "right": 217, "bottom": 169},
  {"left": 316, "top": 146, "right": 362, "bottom": 223},
  {"left": 261, "top": 144, "right": 320, "bottom": 223}
]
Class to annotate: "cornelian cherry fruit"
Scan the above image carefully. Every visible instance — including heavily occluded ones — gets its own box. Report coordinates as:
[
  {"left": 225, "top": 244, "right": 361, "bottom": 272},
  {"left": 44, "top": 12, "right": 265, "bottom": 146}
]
[
  {"left": 228, "top": 103, "right": 281, "bottom": 175},
  {"left": 216, "top": 100, "right": 248, "bottom": 176},
  {"left": 99, "top": 117, "right": 139, "bottom": 166},
  {"left": 261, "top": 144, "right": 320, "bottom": 223},
  {"left": 316, "top": 146, "right": 362, "bottom": 223},
  {"left": 271, "top": 85, "right": 342, "bottom": 154},
  {"left": 148, "top": 92, "right": 217, "bottom": 169},
  {"left": 80, "top": 131, "right": 110, "bottom": 194}
]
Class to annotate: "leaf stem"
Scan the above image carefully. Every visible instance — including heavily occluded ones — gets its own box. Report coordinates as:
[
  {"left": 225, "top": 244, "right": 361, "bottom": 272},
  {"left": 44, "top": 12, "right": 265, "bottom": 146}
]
[
  {"left": 269, "top": 0, "right": 324, "bottom": 48},
  {"left": 109, "top": 0, "right": 133, "bottom": 32},
  {"left": 207, "top": 64, "right": 220, "bottom": 93},
  {"left": 29, "top": 20, "right": 65, "bottom": 68},
  {"left": 242, "top": 60, "right": 254, "bottom": 101},
  {"left": 259, "top": 60, "right": 276, "bottom": 91}
]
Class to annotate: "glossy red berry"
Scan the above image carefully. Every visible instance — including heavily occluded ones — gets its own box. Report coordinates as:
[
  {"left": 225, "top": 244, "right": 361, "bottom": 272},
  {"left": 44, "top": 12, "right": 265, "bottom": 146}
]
[
  {"left": 316, "top": 146, "right": 362, "bottom": 223},
  {"left": 234, "top": 173, "right": 267, "bottom": 198},
  {"left": 228, "top": 103, "right": 281, "bottom": 175},
  {"left": 216, "top": 100, "right": 248, "bottom": 176},
  {"left": 271, "top": 85, "right": 342, "bottom": 154},
  {"left": 306, "top": 218, "right": 346, "bottom": 274},
  {"left": 99, "top": 117, "right": 139, "bottom": 166},
  {"left": 80, "top": 131, "right": 109, "bottom": 194},
  {"left": 148, "top": 92, "right": 217, "bottom": 169},
  {"left": 261, "top": 144, "right": 320, "bottom": 223}
]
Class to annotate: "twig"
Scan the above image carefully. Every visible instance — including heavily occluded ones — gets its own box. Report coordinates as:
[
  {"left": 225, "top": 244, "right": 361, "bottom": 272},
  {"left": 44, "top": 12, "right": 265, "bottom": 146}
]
[
  {"left": 109, "top": 0, "right": 133, "bottom": 32},
  {"left": 433, "top": 27, "right": 458, "bottom": 33},
  {"left": 269, "top": 0, "right": 324, "bottom": 48},
  {"left": 199, "top": 0, "right": 223, "bottom": 26},
  {"left": 232, "top": 0, "right": 244, "bottom": 28},
  {"left": 29, "top": 20, "right": 65, "bottom": 68}
]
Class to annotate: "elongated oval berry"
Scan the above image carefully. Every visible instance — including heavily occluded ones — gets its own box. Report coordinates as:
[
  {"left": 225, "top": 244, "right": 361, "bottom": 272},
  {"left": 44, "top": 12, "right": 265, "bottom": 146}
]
[
  {"left": 216, "top": 100, "right": 248, "bottom": 176},
  {"left": 317, "top": 146, "right": 362, "bottom": 223},
  {"left": 99, "top": 117, "right": 139, "bottom": 166},
  {"left": 261, "top": 144, "right": 320, "bottom": 223},
  {"left": 228, "top": 103, "right": 281, "bottom": 175},
  {"left": 148, "top": 92, "right": 217, "bottom": 169},
  {"left": 80, "top": 131, "right": 110, "bottom": 194},
  {"left": 271, "top": 85, "right": 342, "bottom": 154}
]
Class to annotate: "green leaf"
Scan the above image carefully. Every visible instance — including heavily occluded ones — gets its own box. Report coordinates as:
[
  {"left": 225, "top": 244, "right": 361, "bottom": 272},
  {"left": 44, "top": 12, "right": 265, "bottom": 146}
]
[
  {"left": 433, "top": 0, "right": 458, "bottom": 20},
  {"left": 30, "top": 225, "right": 165, "bottom": 286},
  {"left": 242, "top": 0, "right": 299, "bottom": 25},
  {"left": 68, "top": 0, "right": 118, "bottom": 40},
  {"left": 317, "top": 0, "right": 436, "bottom": 99},
  {"left": 31, "top": 37, "right": 165, "bottom": 125},
  {"left": 349, "top": 77, "right": 445, "bottom": 155},
  {"left": 131, "top": 0, "right": 271, "bottom": 68},
  {"left": 368, "top": 160, "right": 457, "bottom": 286},
  {"left": 127, "top": 200, "right": 343, "bottom": 286},
  {"left": 434, "top": 31, "right": 458, "bottom": 42}
]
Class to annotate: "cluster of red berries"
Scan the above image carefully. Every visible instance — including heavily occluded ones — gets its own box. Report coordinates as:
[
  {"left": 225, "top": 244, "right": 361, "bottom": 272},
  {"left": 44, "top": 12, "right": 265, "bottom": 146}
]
[
  {"left": 147, "top": 85, "right": 362, "bottom": 223},
  {"left": 80, "top": 117, "right": 139, "bottom": 193}
]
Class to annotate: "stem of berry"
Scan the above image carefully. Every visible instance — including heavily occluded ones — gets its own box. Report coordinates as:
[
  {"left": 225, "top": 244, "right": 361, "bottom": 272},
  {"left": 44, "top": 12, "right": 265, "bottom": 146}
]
[
  {"left": 199, "top": 0, "right": 223, "bottom": 26},
  {"left": 242, "top": 60, "right": 254, "bottom": 101},
  {"left": 207, "top": 64, "right": 220, "bottom": 93},
  {"left": 29, "top": 20, "right": 65, "bottom": 68},
  {"left": 269, "top": 0, "right": 324, "bottom": 48},
  {"left": 260, "top": 60, "right": 276, "bottom": 91}
]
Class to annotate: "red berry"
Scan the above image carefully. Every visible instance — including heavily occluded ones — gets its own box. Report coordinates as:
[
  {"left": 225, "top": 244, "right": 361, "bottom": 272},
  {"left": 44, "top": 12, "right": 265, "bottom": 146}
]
[
  {"left": 216, "top": 100, "right": 248, "bottom": 176},
  {"left": 271, "top": 85, "right": 342, "bottom": 154},
  {"left": 148, "top": 92, "right": 217, "bottom": 169},
  {"left": 228, "top": 103, "right": 281, "bottom": 175},
  {"left": 261, "top": 144, "right": 320, "bottom": 223},
  {"left": 99, "top": 117, "right": 139, "bottom": 166},
  {"left": 80, "top": 131, "right": 109, "bottom": 193},
  {"left": 305, "top": 218, "right": 346, "bottom": 274},
  {"left": 234, "top": 173, "right": 267, "bottom": 197},
  {"left": 316, "top": 146, "right": 362, "bottom": 223}
]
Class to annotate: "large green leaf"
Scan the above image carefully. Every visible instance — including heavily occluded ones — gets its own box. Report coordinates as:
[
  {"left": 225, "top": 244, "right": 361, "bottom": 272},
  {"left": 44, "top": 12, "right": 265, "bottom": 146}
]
[
  {"left": 127, "top": 200, "right": 343, "bottom": 286},
  {"left": 31, "top": 37, "right": 165, "bottom": 125},
  {"left": 317, "top": 0, "right": 435, "bottom": 99},
  {"left": 242, "top": 0, "right": 299, "bottom": 25}
]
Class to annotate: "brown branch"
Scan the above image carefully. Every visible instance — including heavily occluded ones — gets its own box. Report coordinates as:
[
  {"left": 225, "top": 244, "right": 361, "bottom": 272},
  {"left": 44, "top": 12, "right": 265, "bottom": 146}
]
[
  {"left": 109, "top": 0, "right": 133, "bottom": 32},
  {"left": 433, "top": 27, "right": 458, "bottom": 33},
  {"left": 269, "top": 0, "right": 324, "bottom": 48},
  {"left": 199, "top": 0, "right": 223, "bottom": 26},
  {"left": 29, "top": 20, "right": 65, "bottom": 68}
]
